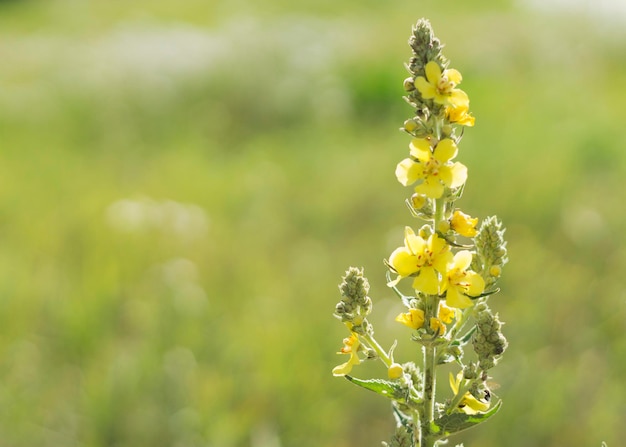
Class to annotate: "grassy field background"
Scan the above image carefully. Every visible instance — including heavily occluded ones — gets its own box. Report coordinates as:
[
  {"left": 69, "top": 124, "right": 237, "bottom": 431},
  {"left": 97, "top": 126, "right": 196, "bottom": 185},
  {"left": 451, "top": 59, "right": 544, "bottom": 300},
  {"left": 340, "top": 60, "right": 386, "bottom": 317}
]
[{"left": 1, "top": 0, "right": 626, "bottom": 446}]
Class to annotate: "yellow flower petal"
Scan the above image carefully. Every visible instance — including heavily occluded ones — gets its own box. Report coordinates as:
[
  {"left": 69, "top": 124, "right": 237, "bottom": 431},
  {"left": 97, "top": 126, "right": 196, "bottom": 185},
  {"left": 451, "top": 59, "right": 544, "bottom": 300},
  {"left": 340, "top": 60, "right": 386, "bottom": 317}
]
[
  {"left": 412, "top": 266, "right": 439, "bottom": 295},
  {"left": 446, "top": 105, "right": 475, "bottom": 127},
  {"left": 449, "top": 162, "right": 468, "bottom": 189},
  {"left": 449, "top": 372, "right": 490, "bottom": 414},
  {"left": 438, "top": 165, "right": 453, "bottom": 188},
  {"left": 452, "top": 250, "right": 473, "bottom": 271},
  {"left": 438, "top": 303, "right": 455, "bottom": 324},
  {"left": 445, "top": 68, "right": 462, "bottom": 84},
  {"left": 414, "top": 77, "right": 436, "bottom": 99},
  {"left": 450, "top": 210, "right": 478, "bottom": 237},
  {"left": 449, "top": 89, "right": 469, "bottom": 108},
  {"left": 396, "top": 158, "right": 422, "bottom": 186},
  {"left": 404, "top": 226, "right": 426, "bottom": 255},
  {"left": 432, "top": 250, "right": 453, "bottom": 273},
  {"left": 430, "top": 317, "right": 446, "bottom": 334},
  {"left": 449, "top": 372, "right": 459, "bottom": 393},
  {"left": 424, "top": 61, "right": 442, "bottom": 84},
  {"left": 332, "top": 361, "right": 353, "bottom": 376},
  {"left": 466, "top": 271, "right": 485, "bottom": 296},
  {"left": 433, "top": 138, "right": 458, "bottom": 163},
  {"left": 415, "top": 178, "right": 444, "bottom": 199},
  {"left": 409, "top": 138, "right": 432, "bottom": 162},
  {"left": 445, "top": 287, "right": 473, "bottom": 309},
  {"left": 389, "top": 247, "right": 418, "bottom": 277},
  {"left": 396, "top": 308, "right": 425, "bottom": 330},
  {"left": 429, "top": 233, "right": 449, "bottom": 255},
  {"left": 333, "top": 333, "right": 361, "bottom": 376}
]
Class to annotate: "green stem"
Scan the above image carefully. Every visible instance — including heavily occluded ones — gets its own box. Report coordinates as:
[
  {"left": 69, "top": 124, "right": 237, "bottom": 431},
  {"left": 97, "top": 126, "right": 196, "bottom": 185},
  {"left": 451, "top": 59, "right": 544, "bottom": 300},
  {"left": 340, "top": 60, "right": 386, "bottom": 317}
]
[
  {"left": 420, "top": 197, "right": 447, "bottom": 447},
  {"left": 361, "top": 333, "right": 392, "bottom": 367},
  {"left": 448, "top": 307, "right": 472, "bottom": 341},
  {"left": 421, "top": 341, "right": 437, "bottom": 446},
  {"left": 433, "top": 197, "right": 445, "bottom": 229}
]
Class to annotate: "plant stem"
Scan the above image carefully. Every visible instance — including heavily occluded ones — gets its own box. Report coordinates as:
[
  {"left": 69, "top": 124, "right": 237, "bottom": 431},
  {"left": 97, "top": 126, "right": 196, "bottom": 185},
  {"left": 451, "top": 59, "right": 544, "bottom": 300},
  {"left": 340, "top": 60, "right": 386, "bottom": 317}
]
[
  {"left": 361, "top": 333, "right": 392, "bottom": 367},
  {"left": 421, "top": 340, "right": 437, "bottom": 447},
  {"left": 420, "top": 196, "right": 446, "bottom": 447}
]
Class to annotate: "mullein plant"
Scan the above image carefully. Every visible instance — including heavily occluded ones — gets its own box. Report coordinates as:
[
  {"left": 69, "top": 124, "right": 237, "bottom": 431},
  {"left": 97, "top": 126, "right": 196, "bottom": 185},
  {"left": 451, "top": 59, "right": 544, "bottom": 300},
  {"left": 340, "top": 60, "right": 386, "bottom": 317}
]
[{"left": 332, "top": 19, "right": 508, "bottom": 447}]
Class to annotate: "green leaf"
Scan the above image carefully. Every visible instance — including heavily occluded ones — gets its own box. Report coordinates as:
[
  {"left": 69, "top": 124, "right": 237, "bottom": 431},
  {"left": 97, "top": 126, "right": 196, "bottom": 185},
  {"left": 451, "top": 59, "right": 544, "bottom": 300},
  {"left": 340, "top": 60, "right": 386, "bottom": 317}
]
[
  {"left": 344, "top": 376, "right": 408, "bottom": 401},
  {"left": 433, "top": 400, "right": 502, "bottom": 436}
]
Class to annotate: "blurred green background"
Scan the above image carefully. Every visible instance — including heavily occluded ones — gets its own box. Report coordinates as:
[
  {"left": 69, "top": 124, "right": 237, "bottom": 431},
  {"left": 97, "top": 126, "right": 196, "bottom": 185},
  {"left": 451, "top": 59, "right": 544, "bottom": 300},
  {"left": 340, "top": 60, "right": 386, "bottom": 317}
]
[{"left": 1, "top": 0, "right": 625, "bottom": 446}]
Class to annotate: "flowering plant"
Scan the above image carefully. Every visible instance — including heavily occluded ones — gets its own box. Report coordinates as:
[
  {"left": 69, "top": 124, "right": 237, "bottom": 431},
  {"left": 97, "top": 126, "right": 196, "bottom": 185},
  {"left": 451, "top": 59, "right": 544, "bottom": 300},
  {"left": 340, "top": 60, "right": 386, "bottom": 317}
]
[{"left": 332, "top": 19, "right": 508, "bottom": 447}]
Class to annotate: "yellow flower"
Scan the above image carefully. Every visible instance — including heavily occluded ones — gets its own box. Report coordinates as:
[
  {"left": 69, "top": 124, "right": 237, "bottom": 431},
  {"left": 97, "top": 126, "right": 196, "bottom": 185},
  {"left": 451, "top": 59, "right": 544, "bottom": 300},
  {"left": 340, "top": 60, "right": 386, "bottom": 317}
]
[
  {"left": 449, "top": 372, "right": 490, "bottom": 414},
  {"left": 446, "top": 103, "right": 475, "bottom": 127},
  {"left": 395, "top": 308, "right": 425, "bottom": 330},
  {"left": 414, "top": 61, "right": 469, "bottom": 108},
  {"left": 438, "top": 302, "right": 455, "bottom": 324},
  {"left": 395, "top": 138, "right": 467, "bottom": 199},
  {"left": 332, "top": 332, "right": 361, "bottom": 376},
  {"left": 387, "top": 226, "right": 453, "bottom": 294},
  {"left": 430, "top": 317, "right": 446, "bottom": 335},
  {"left": 441, "top": 251, "right": 485, "bottom": 308},
  {"left": 429, "top": 303, "right": 455, "bottom": 335},
  {"left": 450, "top": 210, "right": 479, "bottom": 237}
]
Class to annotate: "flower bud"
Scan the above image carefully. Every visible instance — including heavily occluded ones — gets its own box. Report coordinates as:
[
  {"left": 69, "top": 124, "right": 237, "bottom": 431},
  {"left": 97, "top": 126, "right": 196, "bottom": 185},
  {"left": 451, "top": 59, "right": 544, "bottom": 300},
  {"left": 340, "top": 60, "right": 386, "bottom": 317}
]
[
  {"left": 388, "top": 363, "right": 404, "bottom": 379},
  {"left": 489, "top": 265, "right": 502, "bottom": 277},
  {"left": 403, "top": 119, "right": 419, "bottom": 133},
  {"left": 403, "top": 77, "right": 416, "bottom": 92}
]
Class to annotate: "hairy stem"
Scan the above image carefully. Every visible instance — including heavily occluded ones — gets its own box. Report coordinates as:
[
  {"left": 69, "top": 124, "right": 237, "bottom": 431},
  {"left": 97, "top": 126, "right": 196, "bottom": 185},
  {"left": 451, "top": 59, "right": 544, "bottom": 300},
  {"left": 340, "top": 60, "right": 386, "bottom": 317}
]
[{"left": 361, "top": 333, "right": 392, "bottom": 367}]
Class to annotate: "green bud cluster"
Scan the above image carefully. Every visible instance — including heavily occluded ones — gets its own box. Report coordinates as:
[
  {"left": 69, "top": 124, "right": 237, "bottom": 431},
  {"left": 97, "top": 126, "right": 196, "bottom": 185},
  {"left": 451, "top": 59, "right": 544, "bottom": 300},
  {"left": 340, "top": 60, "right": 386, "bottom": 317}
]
[
  {"left": 402, "top": 19, "right": 449, "bottom": 137},
  {"left": 472, "top": 216, "right": 508, "bottom": 289},
  {"left": 401, "top": 361, "right": 423, "bottom": 394},
  {"left": 335, "top": 267, "right": 374, "bottom": 335},
  {"left": 472, "top": 304, "right": 508, "bottom": 371},
  {"left": 407, "top": 19, "right": 448, "bottom": 81}
]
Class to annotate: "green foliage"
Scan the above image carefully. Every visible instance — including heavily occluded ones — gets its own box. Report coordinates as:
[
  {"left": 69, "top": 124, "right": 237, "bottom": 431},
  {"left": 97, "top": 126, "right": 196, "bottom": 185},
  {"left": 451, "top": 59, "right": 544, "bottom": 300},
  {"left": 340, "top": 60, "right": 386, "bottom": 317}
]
[
  {"left": 433, "top": 401, "right": 502, "bottom": 437},
  {"left": 345, "top": 376, "right": 411, "bottom": 403},
  {"left": 0, "top": 1, "right": 626, "bottom": 447}
]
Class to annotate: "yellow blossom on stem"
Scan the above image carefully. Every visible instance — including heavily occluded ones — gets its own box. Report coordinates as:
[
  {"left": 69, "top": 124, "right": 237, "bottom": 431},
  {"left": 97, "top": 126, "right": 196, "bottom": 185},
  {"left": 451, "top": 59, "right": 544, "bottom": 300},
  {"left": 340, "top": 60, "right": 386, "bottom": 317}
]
[
  {"left": 429, "top": 303, "right": 455, "bottom": 335},
  {"left": 395, "top": 138, "right": 467, "bottom": 199},
  {"left": 430, "top": 317, "right": 446, "bottom": 335},
  {"left": 396, "top": 308, "right": 425, "bottom": 330},
  {"left": 449, "top": 372, "right": 490, "bottom": 414},
  {"left": 438, "top": 302, "right": 455, "bottom": 324},
  {"left": 446, "top": 103, "right": 475, "bottom": 127},
  {"left": 387, "top": 226, "right": 453, "bottom": 294},
  {"left": 451, "top": 210, "right": 479, "bottom": 237},
  {"left": 332, "top": 332, "right": 361, "bottom": 376},
  {"left": 414, "top": 61, "right": 469, "bottom": 108},
  {"left": 441, "top": 250, "right": 485, "bottom": 309}
]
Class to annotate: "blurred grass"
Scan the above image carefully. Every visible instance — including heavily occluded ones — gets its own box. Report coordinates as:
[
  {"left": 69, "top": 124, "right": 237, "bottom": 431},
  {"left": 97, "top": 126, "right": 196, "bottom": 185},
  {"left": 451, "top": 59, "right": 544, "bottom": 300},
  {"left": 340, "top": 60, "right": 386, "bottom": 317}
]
[{"left": 1, "top": 0, "right": 626, "bottom": 446}]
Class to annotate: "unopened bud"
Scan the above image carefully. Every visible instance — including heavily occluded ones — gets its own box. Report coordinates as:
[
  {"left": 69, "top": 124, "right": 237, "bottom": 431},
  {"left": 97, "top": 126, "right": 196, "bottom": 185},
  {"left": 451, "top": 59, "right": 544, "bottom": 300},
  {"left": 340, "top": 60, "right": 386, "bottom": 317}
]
[
  {"left": 388, "top": 363, "right": 404, "bottom": 379},
  {"left": 403, "top": 77, "right": 416, "bottom": 92},
  {"left": 403, "top": 119, "right": 419, "bottom": 133},
  {"left": 410, "top": 193, "right": 426, "bottom": 210},
  {"left": 489, "top": 265, "right": 502, "bottom": 277}
]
